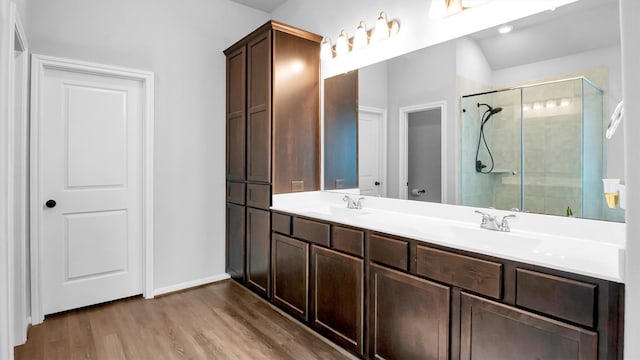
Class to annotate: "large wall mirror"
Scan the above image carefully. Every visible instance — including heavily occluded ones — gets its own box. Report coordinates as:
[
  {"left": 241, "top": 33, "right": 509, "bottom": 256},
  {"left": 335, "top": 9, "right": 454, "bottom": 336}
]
[{"left": 323, "top": 0, "right": 625, "bottom": 222}]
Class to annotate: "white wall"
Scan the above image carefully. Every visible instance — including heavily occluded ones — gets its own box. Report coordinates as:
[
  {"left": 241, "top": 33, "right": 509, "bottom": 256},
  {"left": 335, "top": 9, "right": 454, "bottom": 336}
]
[
  {"left": 386, "top": 41, "right": 457, "bottom": 200},
  {"left": 358, "top": 61, "right": 388, "bottom": 110},
  {"left": 621, "top": 0, "right": 639, "bottom": 358},
  {"left": 24, "top": 0, "right": 269, "bottom": 292}
]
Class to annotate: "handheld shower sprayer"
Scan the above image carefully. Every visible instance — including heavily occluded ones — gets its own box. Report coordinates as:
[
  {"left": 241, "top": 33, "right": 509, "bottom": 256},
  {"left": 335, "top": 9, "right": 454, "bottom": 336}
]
[{"left": 475, "top": 103, "right": 503, "bottom": 173}]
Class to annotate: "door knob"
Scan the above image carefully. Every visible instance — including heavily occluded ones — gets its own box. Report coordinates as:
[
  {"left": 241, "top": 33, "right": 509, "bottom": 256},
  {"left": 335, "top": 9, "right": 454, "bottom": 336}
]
[
  {"left": 45, "top": 200, "right": 57, "bottom": 208},
  {"left": 374, "top": 181, "right": 380, "bottom": 186}
]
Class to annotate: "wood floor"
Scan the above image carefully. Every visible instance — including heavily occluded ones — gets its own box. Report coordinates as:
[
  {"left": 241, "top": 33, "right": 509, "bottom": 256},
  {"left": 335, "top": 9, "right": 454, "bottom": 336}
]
[{"left": 14, "top": 280, "right": 355, "bottom": 360}]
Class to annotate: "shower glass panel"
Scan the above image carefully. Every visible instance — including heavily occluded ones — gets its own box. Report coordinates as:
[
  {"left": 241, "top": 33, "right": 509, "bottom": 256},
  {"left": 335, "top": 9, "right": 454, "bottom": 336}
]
[
  {"left": 461, "top": 77, "right": 608, "bottom": 220},
  {"left": 461, "top": 89, "right": 522, "bottom": 211}
]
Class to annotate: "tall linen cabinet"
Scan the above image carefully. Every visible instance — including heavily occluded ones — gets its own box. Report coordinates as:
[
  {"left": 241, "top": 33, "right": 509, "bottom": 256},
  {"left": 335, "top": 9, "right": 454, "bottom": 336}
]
[{"left": 224, "top": 21, "right": 321, "bottom": 297}]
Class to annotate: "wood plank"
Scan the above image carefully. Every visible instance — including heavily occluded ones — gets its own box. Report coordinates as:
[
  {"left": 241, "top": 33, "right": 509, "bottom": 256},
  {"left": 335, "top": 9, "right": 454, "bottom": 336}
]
[{"left": 14, "top": 280, "right": 354, "bottom": 360}]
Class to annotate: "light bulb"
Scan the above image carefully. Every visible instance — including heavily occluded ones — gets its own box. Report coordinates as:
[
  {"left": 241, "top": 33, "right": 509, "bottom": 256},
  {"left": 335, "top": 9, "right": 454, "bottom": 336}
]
[
  {"left": 545, "top": 99, "right": 557, "bottom": 108},
  {"left": 560, "top": 98, "right": 571, "bottom": 107},
  {"left": 429, "top": 0, "right": 448, "bottom": 18},
  {"left": 320, "top": 38, "right": 333, "bottom": 60},
  {"left": 533, "top": 102, "right": 544, "bottom": 110},
  {"left": 335, "top": 30, "right": 350, "bottom": 56},
  {"left": 352, "top": 21, "right": 368, "bottom": 50},
  {"left": 371, "top": 12, "right": 390, "bottom": 43}
]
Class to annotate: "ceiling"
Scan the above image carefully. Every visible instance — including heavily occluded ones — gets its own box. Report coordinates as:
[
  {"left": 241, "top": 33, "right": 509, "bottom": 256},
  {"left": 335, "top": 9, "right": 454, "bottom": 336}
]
[
  {"left": 469, "top": 0, "right": 620, "bottom": 70},
  {"left": 228, "top": 0, "right": 288, "bottom": 13}
]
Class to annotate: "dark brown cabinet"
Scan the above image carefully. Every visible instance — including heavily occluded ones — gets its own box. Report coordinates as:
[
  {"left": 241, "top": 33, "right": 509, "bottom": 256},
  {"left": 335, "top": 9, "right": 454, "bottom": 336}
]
[
  {"left": 225, "top": 47, "right": 246, "bottom": 182},
  {"left": 246, "top": 207, "right": 270, "bottom": 297},
  {"left": 246, "top": 31, "right": 271, "bottom": 183},
  {"left": 225, "top": 203, "right": 245, "bottom": 281},
  {"left": 460, "top": 292, "right": 598, "bottom": 360},
  {"left": 310, "top": 245, "right": 364, "bottom": 356},
  {"left": 369, "top": 263, "right": 450, "bottom": 360},
  {"left": 224, "top": 21, "right": 321, "bottom": 295},
  {"left": 272, "top": 233, "right": 309, "bottom": 321}
]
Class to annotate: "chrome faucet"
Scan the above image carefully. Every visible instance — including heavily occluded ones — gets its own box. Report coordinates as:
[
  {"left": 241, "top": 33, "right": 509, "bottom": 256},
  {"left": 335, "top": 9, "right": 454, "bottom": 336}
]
[
  {"left": 474, "top": 210, "right": 516, "bottom": 232},
  {"left": 343, "top": 195, "right": 364, "bottom": 209}
]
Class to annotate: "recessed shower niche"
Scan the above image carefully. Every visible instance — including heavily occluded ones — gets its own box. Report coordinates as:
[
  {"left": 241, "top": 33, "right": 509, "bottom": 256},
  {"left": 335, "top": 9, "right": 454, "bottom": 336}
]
[{"left": 461, "top": 77, "right": 621, "bottom": 221}]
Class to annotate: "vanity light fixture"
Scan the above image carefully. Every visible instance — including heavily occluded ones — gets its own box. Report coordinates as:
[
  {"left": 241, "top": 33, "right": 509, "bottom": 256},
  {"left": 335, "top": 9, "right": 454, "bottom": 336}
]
[
  {"left": 320, "top": 38, "right": 333, "bottom": 60},
  {"left": 335, "top": 30, "right": 350, "bottom": 57},
  {"left": 320, "top": 12, "right": 400, "bottom": 60},
  {"left": 352, "top": 21, "right": 369, "bottom": 50}
]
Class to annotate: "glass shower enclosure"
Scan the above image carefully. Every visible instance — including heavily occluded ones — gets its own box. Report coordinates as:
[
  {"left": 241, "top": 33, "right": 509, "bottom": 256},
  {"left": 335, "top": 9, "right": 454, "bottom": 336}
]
[{"left": 461, "top": 77, "right": 610, "bottom": 221}]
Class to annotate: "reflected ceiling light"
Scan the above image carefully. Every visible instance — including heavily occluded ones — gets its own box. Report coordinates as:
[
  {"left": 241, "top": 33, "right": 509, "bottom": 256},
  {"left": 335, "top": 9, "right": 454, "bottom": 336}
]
[
  {"left": 320, "top": 38, "right": 333, "bottom": 60},
  {"left": 352, "top": 21, "right": 368, "bottom": 50},
  {"left": 498, "top": 25, "right": 513, "bottom": 34},
  {"left": 335, "top": 30, "right": 350, "bottom": 57},
  {"left": 320, "top": 12, "right": 399, "bottom": 60}
]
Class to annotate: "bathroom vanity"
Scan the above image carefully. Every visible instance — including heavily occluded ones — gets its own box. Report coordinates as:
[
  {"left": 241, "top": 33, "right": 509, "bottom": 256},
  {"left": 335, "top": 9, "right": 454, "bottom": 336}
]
[{"left": 267, "top": 192, "right": 625, "bottom": 360}]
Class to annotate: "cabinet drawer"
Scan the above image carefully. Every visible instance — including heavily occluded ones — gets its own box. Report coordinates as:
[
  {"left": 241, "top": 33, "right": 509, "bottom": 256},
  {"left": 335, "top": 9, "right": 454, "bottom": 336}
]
[
  {"left": 368, "top": 234, "right": 408, "bottom": 271},
  {"left": 246, "top": 184, "right": 270, "bottom": 209},
  {"left": 332, "top": 226, "right": 364, "bottom": 257},
  {"left": 516, "top": 269, "right": 596, "bottom": 328},
  {"left": 416, "top": 245, "right": 502, "bottom": 299},
  {"left": 272, "top": 212, "right": 292, "bottom": 235},
  {"left": 226, "top": 181, "right": 245, "bottom": 205},
  {"left": 293, "top": 217, "right": 330, "bottom": 247}
]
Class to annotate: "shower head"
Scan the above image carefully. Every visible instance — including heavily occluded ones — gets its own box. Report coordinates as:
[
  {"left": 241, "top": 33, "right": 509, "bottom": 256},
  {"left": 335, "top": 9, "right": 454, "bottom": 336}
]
[{"left": 477, "top": 103, "right": 503, "bottom": 115}]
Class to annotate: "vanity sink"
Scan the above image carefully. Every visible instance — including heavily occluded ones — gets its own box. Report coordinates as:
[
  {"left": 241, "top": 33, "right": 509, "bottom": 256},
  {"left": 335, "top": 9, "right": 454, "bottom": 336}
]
[{"left": 302, "top": 205, "right": 371, "bottom": 218}]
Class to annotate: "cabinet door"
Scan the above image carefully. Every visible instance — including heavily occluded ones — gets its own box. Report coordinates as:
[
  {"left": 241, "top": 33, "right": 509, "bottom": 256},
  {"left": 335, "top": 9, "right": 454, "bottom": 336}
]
[
  {"left": 460, "top": 292, "right": 597, "bottom": 360},
  {"left": 369, "top": 263, "right": 450, "bottom": 360},
  {"left": 226, "top": 203, "right": 245, "bottom": 281},
  {"left": 226, "top": 46, "right": 246, "bottom": 181},
  {"left": 246, "top": 207, "right": 270, "bottom": 297},
  {"left": 272, "top": 233, "right": 309, "bottom": 321},
  {"left": 311, "top": 246, "right": 364, "bottom": 355},
  {"left": 246, "top": 31, "right": 271, "bottom": 183}
]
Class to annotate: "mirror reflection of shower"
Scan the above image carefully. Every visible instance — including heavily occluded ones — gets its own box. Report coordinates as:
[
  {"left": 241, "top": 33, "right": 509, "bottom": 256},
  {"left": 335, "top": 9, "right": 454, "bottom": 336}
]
[
  {"left": 461, "top": 76, "right": 622, "bottom": 222},
  {"left": 475, "top": 103, "right": 503, "bottom": 173}
]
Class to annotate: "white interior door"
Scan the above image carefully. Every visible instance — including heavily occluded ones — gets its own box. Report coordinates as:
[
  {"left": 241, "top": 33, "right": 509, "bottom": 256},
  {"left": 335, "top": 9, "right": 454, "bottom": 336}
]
[
  {"left": 358, "top": 107, "right": 386, "bottom": 196},
  {"left": 38, "top": 63, "right": 144, "bottom": 315}
]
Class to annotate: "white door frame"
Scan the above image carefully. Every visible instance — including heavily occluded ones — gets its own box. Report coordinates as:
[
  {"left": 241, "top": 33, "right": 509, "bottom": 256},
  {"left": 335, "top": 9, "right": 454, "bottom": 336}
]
[
  {"left": 1, "top": 1, "right": 28, "bottom": 356},
  {"left": 398, "top": 101, "right": 448, "bottom": 202},
  {"left": 359, "top": 106, "right": 388, "bottom": 197},
  {"left": 10, "top": 3, "right": 28, "bottom": 347},
  {"left": 30, "top": 55, "right": 155, "bottom": 325}
]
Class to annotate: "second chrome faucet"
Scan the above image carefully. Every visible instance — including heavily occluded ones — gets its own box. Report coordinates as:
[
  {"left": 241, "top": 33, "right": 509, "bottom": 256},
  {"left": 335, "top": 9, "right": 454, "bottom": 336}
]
[
  {"left": 474, "top": 210, "right": 516, "bottom": 232},
  {"left": 343, "top": 195, "right": 365, "bottom": 210}
]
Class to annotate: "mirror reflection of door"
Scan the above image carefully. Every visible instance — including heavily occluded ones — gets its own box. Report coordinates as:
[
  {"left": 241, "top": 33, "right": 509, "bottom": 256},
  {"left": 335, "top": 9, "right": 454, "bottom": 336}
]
[
  {"left": 358, "top": 107, "right": 386, "bottom": 196},
  {"left": 408, "top": 109, "right": 442, "bottom": 203}
]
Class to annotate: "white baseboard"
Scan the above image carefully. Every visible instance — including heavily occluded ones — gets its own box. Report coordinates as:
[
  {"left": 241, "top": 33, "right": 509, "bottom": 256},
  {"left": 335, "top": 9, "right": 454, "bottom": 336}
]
[{"left": 153, "top": 273, "right": 231, "bottom": 296}]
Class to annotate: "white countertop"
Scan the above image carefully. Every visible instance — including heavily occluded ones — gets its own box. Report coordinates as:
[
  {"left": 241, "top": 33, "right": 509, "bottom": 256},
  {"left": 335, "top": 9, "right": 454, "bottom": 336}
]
[{"left": 272, "top": 191, "right": 626, "bottom": 283}]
